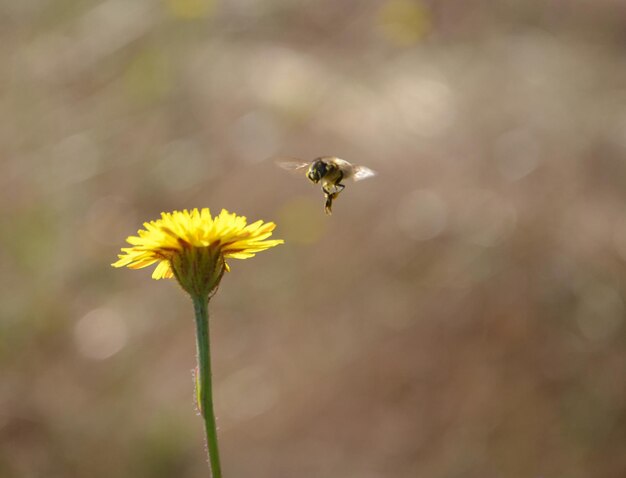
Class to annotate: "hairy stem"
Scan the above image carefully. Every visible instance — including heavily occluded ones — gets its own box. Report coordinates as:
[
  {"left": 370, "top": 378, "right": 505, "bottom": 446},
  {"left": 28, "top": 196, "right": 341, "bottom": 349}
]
[{"left": 192, "top": 295, "right": 222, "bottom": 478}]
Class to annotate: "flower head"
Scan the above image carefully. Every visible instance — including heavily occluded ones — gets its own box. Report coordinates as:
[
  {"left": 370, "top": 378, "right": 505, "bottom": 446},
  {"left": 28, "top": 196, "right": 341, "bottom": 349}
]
[{"left": 112, "top": 208, "right": 283, "bottom": 296}]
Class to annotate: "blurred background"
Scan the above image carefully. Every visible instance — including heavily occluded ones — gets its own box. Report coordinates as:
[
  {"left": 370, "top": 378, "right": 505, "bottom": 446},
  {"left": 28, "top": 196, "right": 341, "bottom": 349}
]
[{"left": 2, "top": 0, "right": 626, "bottom": 476}]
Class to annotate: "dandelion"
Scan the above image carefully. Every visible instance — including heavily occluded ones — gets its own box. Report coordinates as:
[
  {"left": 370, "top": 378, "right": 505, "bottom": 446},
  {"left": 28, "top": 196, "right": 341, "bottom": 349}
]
[{"left": 113, "top": 208, "right": 283, "bottom": 477}]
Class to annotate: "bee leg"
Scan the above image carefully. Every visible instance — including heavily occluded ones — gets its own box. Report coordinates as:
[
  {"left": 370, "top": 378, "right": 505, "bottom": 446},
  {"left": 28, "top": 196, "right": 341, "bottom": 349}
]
[
  {"left": 322, "top": 176, "right": 345, "bottom": 215},
  {"left": 324, "top": 193, "right": 333, "bottom": 215},
  {"left": 324, "top": 190, "right": 343, "bottom": 215},
  {"left": 323, "top": 182, "right": 345, "bottom": 196},
  {"left": 334, "top": 171, "right": 345, "bottom": 194}
]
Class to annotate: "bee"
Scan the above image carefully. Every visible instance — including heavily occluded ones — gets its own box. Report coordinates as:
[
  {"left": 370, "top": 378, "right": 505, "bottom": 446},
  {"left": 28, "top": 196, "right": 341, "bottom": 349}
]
[{"left": 278, "top": 156, "right": 376, "bottom": 215}]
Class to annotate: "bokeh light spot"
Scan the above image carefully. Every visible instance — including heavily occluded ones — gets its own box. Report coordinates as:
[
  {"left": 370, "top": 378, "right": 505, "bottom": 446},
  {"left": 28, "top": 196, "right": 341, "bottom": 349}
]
[
  {"left": 377, "top": 0, "right": 431, "bottom": 46},
  {"left": 249, "top": 47, "right": 325, "bottom": 119},
  {"left": 231, "top": 111, "right": 282, "bottom": 163},
  {"left": 74, "top": 308, "right": 128, "bottom": 360},
  {"left": 218, "top": 366, "right": 278, "bottom": 422},
  {"left": 124, "top": 48, "right": 172, "bottom": 104},
  {"left": 387, "top": 76, "right": 455, "bottom": 137},
  {"left": 35, "top": 133, "right": 101, "bottom": 193}
]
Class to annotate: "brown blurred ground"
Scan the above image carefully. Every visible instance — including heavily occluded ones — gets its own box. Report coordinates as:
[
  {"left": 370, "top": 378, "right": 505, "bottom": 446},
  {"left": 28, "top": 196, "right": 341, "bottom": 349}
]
[{"left": 2, "top": 1, "right": 626, "bottom": 477}]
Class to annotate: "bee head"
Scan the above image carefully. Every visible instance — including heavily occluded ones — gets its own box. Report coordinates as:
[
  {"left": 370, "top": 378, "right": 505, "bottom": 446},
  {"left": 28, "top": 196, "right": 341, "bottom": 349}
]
[{"left": 307, "top": 159, "right": 327, "bottom": 183}]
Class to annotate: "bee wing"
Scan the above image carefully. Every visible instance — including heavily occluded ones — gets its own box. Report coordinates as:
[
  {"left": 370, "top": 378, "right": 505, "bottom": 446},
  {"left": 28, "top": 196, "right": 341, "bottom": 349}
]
[
  {"left": 275, "top": 158, "right": 311, "bottom": 175},
  {"left": 352, "top": 165, "right": 377, "bottom": 181}
]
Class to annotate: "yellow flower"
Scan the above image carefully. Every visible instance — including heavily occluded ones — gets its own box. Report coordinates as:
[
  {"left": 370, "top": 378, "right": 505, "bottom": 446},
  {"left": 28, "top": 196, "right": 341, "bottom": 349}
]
[
  {"left": 112, "top": 208, "right": 283, "bottom": 295},
  {"left": 112, "top": 207, "right": 282, "bottom": 474}
]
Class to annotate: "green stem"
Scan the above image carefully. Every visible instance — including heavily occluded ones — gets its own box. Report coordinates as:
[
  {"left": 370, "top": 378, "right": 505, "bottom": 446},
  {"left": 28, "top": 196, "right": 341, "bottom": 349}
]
[{"left": 192, "top": 295, "right": 222, "bottom": 478}]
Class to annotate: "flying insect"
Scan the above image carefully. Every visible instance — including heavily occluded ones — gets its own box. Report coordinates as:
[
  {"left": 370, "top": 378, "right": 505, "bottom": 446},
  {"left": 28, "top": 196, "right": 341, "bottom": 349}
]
[{"left": 278, "top": 156, "right": 376, "bottom": 215}]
